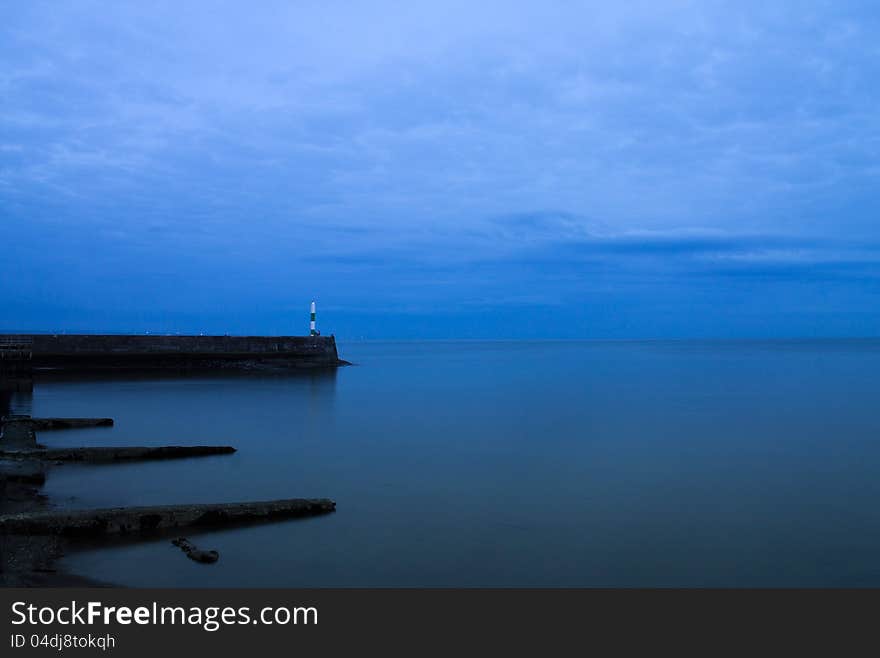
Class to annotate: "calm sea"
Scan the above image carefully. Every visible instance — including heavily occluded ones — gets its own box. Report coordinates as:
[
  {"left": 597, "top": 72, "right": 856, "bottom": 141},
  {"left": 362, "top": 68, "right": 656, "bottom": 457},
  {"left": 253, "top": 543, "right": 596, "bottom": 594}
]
[{"left": 18, "top": 339, "right": 880, "bottom": 586}]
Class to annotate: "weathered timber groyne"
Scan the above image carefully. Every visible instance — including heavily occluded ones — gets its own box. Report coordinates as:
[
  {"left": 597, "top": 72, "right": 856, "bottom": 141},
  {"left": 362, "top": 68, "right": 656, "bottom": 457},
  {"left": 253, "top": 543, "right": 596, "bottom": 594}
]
[
  {"left": 0, "top": 358, "right": 339, "bottom": 584},
  {"left": 0, "top": 410, "right": 336, "bottom": 585},
  {"left": 0, "top": 445, "right": 237, "bottom": 463},
  {"left": 0, "top": 416, "right": 235, "bottom": 464},
  {"left": 1, "top": 334, "right": 346, "bottom": 372},
  {"left": 0, "top": 498, "right": 336, "bottom": 536},
  {"left": 29, "top": 417, "right": 114, "bottom": 430}
]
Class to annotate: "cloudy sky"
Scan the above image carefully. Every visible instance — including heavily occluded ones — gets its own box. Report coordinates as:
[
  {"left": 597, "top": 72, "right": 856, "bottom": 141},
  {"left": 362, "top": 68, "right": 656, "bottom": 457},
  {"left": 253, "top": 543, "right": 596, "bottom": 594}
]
[{"left": 3, "top": 1, "right": 880, "bottom": 337}]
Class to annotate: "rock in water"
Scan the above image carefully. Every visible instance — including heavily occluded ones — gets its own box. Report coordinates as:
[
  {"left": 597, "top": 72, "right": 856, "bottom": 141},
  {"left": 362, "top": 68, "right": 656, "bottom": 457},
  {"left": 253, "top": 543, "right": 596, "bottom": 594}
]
[{"left": 172, "top": 537, "right": 219, "bottom": 564}]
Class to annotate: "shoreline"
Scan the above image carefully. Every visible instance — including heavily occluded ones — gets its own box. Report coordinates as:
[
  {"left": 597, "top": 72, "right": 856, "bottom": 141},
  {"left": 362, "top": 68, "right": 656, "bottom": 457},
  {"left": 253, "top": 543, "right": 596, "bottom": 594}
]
[
  {"left": 1, "top": 344, "right": 346, "bottom": 587},
  {"left": 0, "top": 479, "right": 111, "bottom": 587}
]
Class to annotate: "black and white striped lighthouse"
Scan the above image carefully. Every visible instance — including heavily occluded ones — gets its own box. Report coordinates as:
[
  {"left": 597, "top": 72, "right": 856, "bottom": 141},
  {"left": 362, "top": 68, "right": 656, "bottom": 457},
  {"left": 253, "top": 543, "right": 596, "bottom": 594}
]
[{"left": 309, "top": 300, "right": 317, "bottom": 336}]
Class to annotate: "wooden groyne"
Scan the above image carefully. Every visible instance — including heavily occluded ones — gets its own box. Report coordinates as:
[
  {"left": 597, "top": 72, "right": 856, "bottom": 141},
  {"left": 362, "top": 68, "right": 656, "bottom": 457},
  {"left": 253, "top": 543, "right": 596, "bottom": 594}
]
[
  {"left": 0, "top": 445, "right": 236, "bottom": 463},
  {"left": 1, "top": 416, "right": 234, "bottom": 463},
  {"left": 0, "top": 389, "right": 336, "bottom": 584},
  {"left": 29, "top": 417, "right": 114, "bottom": 430},
  {"left": 0, "top": 498, "right": 336, "bottom": 536}
]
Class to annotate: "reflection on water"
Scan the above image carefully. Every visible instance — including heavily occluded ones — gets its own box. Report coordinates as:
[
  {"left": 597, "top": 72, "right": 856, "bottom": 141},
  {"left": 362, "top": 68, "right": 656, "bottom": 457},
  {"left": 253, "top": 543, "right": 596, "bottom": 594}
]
[
  {"left": 0, "top": 375, "right": 33, "bottom": 417},
  {"left": 28, "top": 368, "right": 339, "bottom": 512},
  {"left": 9, "top": 340, "right": 880, "bottom": 586}
]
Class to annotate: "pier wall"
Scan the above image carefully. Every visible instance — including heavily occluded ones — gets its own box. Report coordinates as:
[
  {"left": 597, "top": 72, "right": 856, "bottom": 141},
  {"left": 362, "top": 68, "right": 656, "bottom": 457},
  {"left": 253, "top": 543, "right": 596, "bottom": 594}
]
[{"left": 8, "top": 334, "right": 342, "bottom": 370}]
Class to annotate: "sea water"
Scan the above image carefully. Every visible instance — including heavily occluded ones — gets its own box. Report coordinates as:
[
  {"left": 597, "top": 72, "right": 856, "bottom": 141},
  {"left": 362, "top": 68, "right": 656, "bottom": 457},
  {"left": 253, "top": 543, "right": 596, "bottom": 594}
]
[{"left": 24, "top": 340, "right": 880, "bottom": 586}]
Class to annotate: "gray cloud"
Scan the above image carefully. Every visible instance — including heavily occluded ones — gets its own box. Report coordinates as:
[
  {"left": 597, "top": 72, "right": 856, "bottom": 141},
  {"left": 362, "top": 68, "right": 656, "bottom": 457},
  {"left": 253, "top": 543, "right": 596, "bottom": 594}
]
[
  {"left": 5, "top": 1, "right": 880, "bottom": 237},
  {"left": 3, "top": 1, "right": 880, "bottom": 336}
]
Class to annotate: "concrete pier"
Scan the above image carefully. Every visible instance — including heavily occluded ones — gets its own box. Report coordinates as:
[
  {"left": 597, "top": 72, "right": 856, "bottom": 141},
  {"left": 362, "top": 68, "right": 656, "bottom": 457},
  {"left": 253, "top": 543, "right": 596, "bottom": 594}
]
[{"left": 3, "top": 334, "right": 346, "bottom": 371}]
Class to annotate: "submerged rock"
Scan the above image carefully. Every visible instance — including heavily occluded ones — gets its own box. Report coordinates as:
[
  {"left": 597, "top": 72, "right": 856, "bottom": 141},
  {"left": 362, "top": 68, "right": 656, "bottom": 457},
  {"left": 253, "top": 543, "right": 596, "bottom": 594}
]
[{"left": 172, "top": 537, "right": 219, "bottom": 564}]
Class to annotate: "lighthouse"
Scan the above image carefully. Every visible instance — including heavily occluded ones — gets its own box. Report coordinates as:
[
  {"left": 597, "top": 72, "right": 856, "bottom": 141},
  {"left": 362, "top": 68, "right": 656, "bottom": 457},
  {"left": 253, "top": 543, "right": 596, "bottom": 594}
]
[{"left": 310, "top": 300, "right": 317, "bottom": 336}]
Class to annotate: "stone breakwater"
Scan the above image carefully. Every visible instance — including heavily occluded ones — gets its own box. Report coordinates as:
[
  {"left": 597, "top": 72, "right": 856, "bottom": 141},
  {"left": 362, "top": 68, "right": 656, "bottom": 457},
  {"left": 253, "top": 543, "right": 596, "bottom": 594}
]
[{"left": 2, "top": 334, "right": 348, "bottom": 371}]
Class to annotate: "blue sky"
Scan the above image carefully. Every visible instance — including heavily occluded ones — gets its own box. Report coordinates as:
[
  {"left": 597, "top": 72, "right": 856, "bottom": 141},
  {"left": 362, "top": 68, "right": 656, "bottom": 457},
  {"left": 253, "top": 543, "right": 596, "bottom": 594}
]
[{"left": 2, "top": 1, "right": 879, "bottom": 338}]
